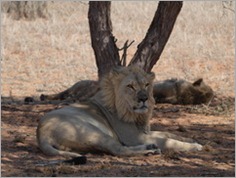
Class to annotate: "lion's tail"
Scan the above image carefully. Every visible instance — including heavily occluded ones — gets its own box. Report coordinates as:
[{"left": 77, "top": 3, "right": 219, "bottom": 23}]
[
  {"left": 38, "top": 141, "right": 87, "bottom": 164},
  {"left": 39, "top": 141, "right": 79, "bottom": 157}
]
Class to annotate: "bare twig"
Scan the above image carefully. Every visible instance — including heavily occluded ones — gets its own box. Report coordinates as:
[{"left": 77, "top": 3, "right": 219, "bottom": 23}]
[{"left": 119, "top": 40, "right": 135, "bottom": 66}]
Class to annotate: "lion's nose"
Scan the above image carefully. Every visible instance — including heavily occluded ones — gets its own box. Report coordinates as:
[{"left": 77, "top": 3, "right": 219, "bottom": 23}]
[{"left": 138, "top": 91, "right": 148, "bottom": 102}]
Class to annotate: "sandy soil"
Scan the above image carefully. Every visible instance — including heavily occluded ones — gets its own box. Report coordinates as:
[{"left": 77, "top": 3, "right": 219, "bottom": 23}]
[
  {"left": 1, "top": 95, "right": 235, "bottom": 177},
  {"left": 1, "top": 2, "right": 235, "bottom": 177}
]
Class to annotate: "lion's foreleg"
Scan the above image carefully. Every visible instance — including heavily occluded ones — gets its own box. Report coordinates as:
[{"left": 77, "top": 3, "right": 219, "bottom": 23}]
[
  {"left": 150, "top": 131, "right": 194, "bottom": 143},
  {"left": 144, "top": 131, "right": 202, "bottom": 152}
]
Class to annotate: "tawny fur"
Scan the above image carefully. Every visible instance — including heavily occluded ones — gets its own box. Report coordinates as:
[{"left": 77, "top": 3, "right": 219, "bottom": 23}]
[
  {"left": 40, "top": 80, "right": 99, "bottom": 102},
  {"left": 39, "top": 77, "right": 213, "bottom": 106},
  {"left": 36, "top": 66, "right": 203, "bottom": 159},
  {"left": 99, "top": 66, "right": 155, "bottom": 123},
  {"left": 153, "top": 78, "right": 214, "bottom": 105}
]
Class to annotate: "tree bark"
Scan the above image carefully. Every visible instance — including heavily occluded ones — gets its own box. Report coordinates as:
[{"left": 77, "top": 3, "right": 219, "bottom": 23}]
[
  {"left": 88, "top": 1, "right": 120, "bottom": 79},
  {"left": 2, "top": 1, "right": 48, "bottom": 20},
  {"left": 129, "top": 1, "right": 183, "bottom": 72},
  {"left": 40, "top": 2, "right": 183, "bottom": 102}
]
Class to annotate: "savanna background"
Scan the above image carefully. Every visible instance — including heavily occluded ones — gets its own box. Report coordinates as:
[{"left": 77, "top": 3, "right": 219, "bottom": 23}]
[{"left": 1, "top": 1, "right": 235, "bottom": 177}]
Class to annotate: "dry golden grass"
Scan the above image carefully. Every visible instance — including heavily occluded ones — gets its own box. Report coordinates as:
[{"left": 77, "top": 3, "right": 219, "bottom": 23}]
[
  {"left": 1, "top": 1, "right": 235, "bottom": 98},
  {"left": 1, "top": 3, "right": 235, "bottom": 176}
]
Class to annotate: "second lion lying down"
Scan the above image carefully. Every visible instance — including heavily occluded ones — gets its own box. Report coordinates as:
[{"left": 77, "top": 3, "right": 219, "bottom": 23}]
[{"left": 37, "top": 66, "right": 202, "bottom": 159}]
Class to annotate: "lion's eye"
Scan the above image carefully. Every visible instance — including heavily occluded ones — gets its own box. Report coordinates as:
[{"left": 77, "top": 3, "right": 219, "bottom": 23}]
[
  {"left": 127, "top": 84, "right": 135, "bottom": 90},
  {"left": 145, "top": 83, "right": 150, "bottom": 88}
]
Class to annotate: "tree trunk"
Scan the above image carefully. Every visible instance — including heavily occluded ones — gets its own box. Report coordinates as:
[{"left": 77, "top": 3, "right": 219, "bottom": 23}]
[
  {"left": 129, "top": 1, "right": 183, "bottom": 72},
  {"left": 2, "top": 1, "right": 48, "bottom": 20},
  {"left": 88, "top": 1, "right": 121, "bottom": 79},
  {"left": 39, "top": 2, "right": 183, "bottom": 102}
]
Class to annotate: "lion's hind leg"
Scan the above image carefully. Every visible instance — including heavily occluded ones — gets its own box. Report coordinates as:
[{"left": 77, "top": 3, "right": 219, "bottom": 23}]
[{"left": 38, "top": 140, "right": 84, "bottom": 158}]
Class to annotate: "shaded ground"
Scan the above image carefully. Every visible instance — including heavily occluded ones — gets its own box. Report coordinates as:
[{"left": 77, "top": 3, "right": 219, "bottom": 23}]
[
  {"left": 1, "top": 95, "right": 235, "bottom": 177},
  {"left": 1, "top": 2, "right": 235, "bottom": 177}
]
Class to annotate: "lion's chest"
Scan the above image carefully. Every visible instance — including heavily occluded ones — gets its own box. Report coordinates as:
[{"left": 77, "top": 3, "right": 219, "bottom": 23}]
[{"left": 71, "top": 102, "right": 147, "bottom": 147}]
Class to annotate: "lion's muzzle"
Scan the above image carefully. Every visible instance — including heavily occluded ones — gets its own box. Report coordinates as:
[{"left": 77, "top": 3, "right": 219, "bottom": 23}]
[
  {"left": 137, "top": 90, "right": 148, "bottom": 103},
  {"left": 133, "top": 90, "right": 149, "bottom": 114}
]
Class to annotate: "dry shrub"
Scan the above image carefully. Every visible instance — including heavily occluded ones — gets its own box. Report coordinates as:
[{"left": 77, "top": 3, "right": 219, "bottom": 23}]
[{"left": 2, "top": 1, "right": 48, "bottom": 20}]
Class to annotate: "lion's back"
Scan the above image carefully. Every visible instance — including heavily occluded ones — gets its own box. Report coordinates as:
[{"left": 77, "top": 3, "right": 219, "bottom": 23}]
[{"left": 37, "top": 103, "right": 115, "bottom": 146}]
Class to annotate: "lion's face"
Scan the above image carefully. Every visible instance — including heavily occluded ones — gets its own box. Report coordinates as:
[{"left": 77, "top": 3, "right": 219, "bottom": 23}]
[
  {"left": 116, "top": 71, "right": 154, "bottom": 114},
  {"left": 188, "top": 78, "right": 214, "bottom": 104},
  {"left": 100, "top": 66, "right": 155, "bottom": 122},
  {"left": 178, "top": 78, "right": 214, "bottom": 104}
]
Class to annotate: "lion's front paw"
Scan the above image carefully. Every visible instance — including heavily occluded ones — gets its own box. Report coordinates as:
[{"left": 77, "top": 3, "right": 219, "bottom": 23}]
[
  {"left": 191, "top": 143, "right": 203, "bottom": 151},
  {"left": 145, "top": 144, "right": 161, "bottom": 155},
  {"left": 146, "top": 144, "right": 158, "bottom": 150}
]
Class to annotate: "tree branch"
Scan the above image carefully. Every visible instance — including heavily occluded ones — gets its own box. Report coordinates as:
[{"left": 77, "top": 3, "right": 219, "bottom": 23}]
[
  {"left": 129, "top": 1, "right": 183, "bottom": 72},
  {"left": 119, "top": 40, "right": 135, "bottom": 66}
]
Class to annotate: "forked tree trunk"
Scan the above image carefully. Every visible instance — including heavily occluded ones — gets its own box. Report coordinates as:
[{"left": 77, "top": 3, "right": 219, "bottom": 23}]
[
  {"left": 88, "top": 1, "right": 183, "bottom": 78},
  {"left": 40, "top": 1, "right": 183, "bottom": 102},
  {"left": 2, "top": 1, "right": 48, "bottom": 20}
]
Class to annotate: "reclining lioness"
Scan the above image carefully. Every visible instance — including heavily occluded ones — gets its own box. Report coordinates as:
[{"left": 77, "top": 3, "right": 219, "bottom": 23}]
[
  {"left": 36, "top": 66, "right": 202, "bottom": 160},
  {"left": 153, "top": 78, "right": 214, "bottom": 105}
]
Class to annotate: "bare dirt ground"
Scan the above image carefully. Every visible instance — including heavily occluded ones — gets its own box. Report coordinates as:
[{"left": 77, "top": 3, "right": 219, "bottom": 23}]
[
  {"left": 1, "top": 95, "right": 235, "bottom": 177},
  {"left": 1, "top": 2, "right": 235, "bottom": 177}
]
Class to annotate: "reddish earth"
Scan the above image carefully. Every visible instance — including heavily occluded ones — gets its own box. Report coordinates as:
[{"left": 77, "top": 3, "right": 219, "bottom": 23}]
[
  {"left": 1, "top": 95, "right": 234, "bottom": 177},
  {"left": 1, "top": 2, "right": 234, "bottom": 177}
]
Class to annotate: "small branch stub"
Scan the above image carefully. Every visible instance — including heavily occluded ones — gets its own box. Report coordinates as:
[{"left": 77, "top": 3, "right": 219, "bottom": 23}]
[{"left": 119, "top": 40, "right": 135, "bottom": 66}]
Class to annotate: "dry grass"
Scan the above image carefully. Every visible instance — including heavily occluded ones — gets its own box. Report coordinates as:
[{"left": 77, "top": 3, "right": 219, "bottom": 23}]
[
  {"left": 1, "top": 1, "right": 235, "bottom": 98},
  {"left": 185, "top": 95, "right": 234, "bottom": 117},
  {"left": 1, "top": 3, "right": 235, "bottom": 176}
]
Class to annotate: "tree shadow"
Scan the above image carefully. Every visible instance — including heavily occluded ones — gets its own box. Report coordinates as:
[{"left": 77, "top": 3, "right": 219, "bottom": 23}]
[{"left": 1, "top": 95, "right": 235, "bottom": 177}]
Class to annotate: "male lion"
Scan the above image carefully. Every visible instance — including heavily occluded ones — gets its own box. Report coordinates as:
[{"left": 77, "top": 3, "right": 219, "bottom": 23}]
[
  {"left": 153, "top": 78, "right": 214, "bottom": 105},
  {"left": 37, "top": 66, "right": 202, "bottom": 161}
]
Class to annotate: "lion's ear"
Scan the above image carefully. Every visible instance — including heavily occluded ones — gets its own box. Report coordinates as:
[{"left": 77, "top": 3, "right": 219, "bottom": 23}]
[
  {"left": 147, "top": 72, "right": 155, "bottom": 81},
  {"left": 193, "top": 78, "right": 203, "bottom": 86}
]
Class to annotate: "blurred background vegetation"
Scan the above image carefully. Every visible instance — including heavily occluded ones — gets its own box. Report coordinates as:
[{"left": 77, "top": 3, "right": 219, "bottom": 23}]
[{"left": 1, "top": 1, "right": 235, "bottom": 98}]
